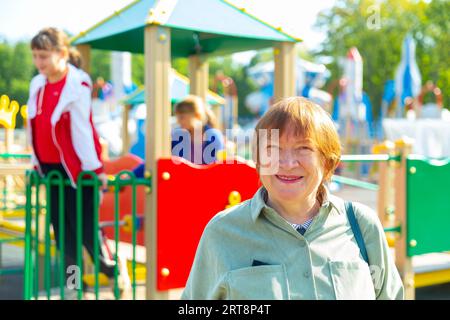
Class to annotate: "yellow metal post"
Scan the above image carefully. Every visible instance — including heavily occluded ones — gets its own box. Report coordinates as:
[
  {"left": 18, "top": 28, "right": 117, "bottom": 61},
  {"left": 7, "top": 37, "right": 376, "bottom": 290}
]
[
  {"left": 188, "top": 54, "right": 223, "bottom": 129},
  {"left": 373, "top": 141, "right": 396, "bottom": 225},
  {"left": 4, "top": 128, "right": 13, "bottom": 153},
  {"left": 188, "top": 54, "right": 209, "bottom": 102},
  {"left": 394, "top": 138, "right": 414, "bottom": 300},
  {"left": 273, "top": 42, "right": 296, "bottom": 102},
  {"left": 76, "top": 44, "right": 91, "bottom": 74},
  {"left": 144, "top": 25, "right": 171, "bottom": 300},
  {"left": 211, "top": 104, "right": 223, "bottom": 132},
  {"left": 122, "top": 105, "right": 130, "bottom": 156}
]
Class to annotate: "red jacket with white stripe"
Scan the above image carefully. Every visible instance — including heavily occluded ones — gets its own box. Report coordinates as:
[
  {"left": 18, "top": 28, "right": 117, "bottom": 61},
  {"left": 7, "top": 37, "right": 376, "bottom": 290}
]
[{"left": 27, "top": 64, "right": 104, "bottom": 187}]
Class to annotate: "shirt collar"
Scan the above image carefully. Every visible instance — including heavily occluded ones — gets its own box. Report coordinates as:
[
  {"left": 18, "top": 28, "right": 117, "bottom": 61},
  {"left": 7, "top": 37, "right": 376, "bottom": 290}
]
[{"left": 250, "top": 186, "right": 341, "bottom": 223}]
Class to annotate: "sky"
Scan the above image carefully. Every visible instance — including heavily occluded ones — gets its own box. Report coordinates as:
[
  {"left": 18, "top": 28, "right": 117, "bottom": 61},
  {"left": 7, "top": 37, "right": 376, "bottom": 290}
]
[{"left": 0, "top": 0, "right": 336, "bottom": 62}]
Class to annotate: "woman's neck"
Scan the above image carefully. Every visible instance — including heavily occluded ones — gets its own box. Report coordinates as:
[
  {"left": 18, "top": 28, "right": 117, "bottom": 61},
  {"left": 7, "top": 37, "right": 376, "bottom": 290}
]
[
  {"left": 47, "top": 65, "right": 68, "bottom": 84},
  {"left": 267, "top": 193, "right": 320, "bottom": 225}
]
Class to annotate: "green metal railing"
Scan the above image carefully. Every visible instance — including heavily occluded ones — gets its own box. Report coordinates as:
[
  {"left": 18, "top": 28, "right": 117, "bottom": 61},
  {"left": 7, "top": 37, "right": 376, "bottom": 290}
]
[
  {"left": 331, "top": 175, "right": 379, "bottom": 191},
  {"left": 23, "top": 169, "right": 151, "bottom": 300},
  {"left": 336, "top": 154, "right": 403, "bottom": 235},
  {"left": 332, "top": 153, "right": 400, "bottom": 191},
  {"left": 340, "top": 154, "right": 401, "bottom": 163},
  {"left": 0, "top": 153, "right": 32, "bottom": 160}
]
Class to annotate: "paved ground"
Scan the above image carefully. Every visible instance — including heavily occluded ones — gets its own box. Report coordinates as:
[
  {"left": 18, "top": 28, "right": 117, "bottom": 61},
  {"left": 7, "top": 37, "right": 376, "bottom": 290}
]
[{"left": 0, "top": 244, "right": 24, "bottom": 300}]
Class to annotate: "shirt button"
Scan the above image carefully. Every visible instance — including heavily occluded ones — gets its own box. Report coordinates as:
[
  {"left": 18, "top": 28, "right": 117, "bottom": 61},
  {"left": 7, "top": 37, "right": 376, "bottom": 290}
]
[
  {"left": 303, "top": 271, "right": 310, "bottom": 278},
  {"left": 299, "top": 241, "right": 306, "bottom": 247}
]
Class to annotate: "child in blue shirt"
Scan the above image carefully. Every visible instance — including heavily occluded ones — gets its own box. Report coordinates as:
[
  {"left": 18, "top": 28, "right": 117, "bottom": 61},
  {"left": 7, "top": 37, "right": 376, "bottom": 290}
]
[{"left": 132, "top": 95, "right": 225, "bottom": 178}]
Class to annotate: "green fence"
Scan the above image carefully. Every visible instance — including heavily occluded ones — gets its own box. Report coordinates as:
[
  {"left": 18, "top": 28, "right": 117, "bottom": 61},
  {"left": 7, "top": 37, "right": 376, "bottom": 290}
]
[
  {"left": 339, "top": 153, "right": 450, "bottom": 258},
  {"left": 406, "top": 156, "right": 450, "bottom": 257},
  {"left": 0, "top": 153, "right": 32, "bottom": 160},
  {"left": 18, "top": 153, "right": 450, "bottom": 299},
  {"left": 23, "top": 169, "right": 151, "bottom": 300},
  {"left": 332, "top": 154, "right": 400, "bottom": 191}
]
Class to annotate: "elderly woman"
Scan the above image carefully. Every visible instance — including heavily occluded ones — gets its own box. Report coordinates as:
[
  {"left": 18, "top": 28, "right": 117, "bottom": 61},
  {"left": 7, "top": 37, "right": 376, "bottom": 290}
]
[{"left": 182, "top": 97, "right": 404, "bottom": 300}]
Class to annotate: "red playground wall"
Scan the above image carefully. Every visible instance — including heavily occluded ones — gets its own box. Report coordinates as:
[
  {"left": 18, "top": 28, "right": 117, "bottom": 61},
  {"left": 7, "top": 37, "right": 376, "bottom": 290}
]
[
  {"left": 99, "top": 154, "right": 260, "bottom": 291},
  {"left": 156, "top": 157, "right": 260, "bottom": 290}
]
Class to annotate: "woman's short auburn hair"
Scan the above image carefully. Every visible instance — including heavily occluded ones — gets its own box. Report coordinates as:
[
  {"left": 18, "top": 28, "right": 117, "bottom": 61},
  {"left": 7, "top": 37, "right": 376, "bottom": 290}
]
[{"left": 254, "top": 97, "right": 342, "bottom": 203}]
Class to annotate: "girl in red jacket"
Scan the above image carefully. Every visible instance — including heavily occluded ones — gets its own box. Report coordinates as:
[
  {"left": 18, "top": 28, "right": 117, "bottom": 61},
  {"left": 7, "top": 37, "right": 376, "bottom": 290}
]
[{"left": 27, "top": 28, "right": 126, "bottom": 294}]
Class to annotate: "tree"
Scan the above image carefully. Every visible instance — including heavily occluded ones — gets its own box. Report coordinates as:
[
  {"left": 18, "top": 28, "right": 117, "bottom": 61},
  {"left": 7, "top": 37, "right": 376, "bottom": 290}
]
[
  {"left": 416, "top": 0, "right": 450, "bottom": 106},
  {"left": 90, "top": 49, "right": 111, "bottom": 82},
  {"left": 0, "top": 39, "right": 35, "bottom": 127},
  {"left": 208, "top": 55, "right": 258, "bottom": 118},
  {"left": 314, "top": 0, "right": 449, "bottom": 117}
]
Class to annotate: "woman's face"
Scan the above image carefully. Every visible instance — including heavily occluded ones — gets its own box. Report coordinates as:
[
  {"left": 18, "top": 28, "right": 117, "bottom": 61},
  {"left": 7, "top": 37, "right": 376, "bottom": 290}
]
[
  {"left": 32, "top": 49, "right": 65, "bottom": 77},
  {"left": 176, "top": 112, "right": 202, "bottom": 131},
  {"left": 259, "top": 125, "right": 325, "bottom": 205}
]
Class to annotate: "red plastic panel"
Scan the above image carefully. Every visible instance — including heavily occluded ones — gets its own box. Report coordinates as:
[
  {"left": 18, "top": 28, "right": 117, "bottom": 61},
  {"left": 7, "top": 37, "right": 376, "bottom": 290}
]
[
  {"left": 156, "top": 157, "right": 260, "bottom": 290},
  {"left": 100, "top": 154, "right": 145, "bottom": 246}
]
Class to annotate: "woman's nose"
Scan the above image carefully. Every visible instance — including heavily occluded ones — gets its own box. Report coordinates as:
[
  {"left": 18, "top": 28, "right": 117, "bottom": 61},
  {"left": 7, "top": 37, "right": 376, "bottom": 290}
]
[{"left": 279, "top": 151, "right": 299, "bottom": 170}]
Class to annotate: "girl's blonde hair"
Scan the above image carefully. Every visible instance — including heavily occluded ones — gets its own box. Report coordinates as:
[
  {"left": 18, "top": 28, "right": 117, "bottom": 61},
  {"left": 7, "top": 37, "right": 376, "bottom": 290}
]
[
  {"left": 254, "top": 96, "right": 342, "bottom": 204},
  {"left": 68, "top": 47, "right": 82, "bottom": 68}
]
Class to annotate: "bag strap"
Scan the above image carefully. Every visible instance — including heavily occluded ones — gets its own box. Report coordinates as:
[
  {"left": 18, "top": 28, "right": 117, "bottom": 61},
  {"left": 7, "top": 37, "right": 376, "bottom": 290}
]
[{"left": 345, "top": 201, "right": 370, "bottom": 265}]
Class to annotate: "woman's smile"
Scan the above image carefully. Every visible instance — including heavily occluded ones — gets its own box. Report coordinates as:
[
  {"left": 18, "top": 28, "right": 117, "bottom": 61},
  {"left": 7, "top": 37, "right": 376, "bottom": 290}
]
[{"left": 275, "top": 174, "right": 304, "bottom": 184}]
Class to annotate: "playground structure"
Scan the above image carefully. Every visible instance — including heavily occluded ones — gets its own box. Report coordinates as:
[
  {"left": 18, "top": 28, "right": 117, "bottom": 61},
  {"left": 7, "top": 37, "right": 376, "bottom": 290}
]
[
  {"left": 0, "top": 94, "right": 31, "bottom": 281},
  {"left": 1, "top": 99, "right": 449, "bottom": 301},
  {"left": 73, "top": 0, "right": 299, "bottom": 299},
  {"left": 4, "top": 138, "right": 447, "bottom": 300},
  {"left": 2, "top": 103, "right": 450, "bottom": 300},
  {"left": 122, "top": 69, "right": 226, "bottom": 159},
  {"left": 92, "top": 67, "right": 227, "bottom": 158},
  {"left": 0, "top": 94, "right": 30, "bottom": 215},
  {"left": 370, "top": 139, "right": 450, "bottom": 299}
]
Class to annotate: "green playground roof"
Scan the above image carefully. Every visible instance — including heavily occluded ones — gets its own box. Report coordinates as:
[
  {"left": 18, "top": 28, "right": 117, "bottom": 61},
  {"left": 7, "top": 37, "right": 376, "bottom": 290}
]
[{"left": 72, "top": 0, "right": 300, "bottom": 57}]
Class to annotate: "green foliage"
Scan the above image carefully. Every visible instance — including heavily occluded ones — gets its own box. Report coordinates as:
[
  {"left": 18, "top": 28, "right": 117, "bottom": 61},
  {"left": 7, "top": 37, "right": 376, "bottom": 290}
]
[
  {"left": 90, "top": 49, "right": 111, "bottom": 82},
  {"left": 172, "top": 57, "right": 189, "bottom": 77},
  {"left": 131, "top": 54, "right": 145, "bottom": 86},
  {"left": 208, "top": 56, "right": 258, "bottom": 118},
  {"left": 0, "top": 39, "right": 34, "bottom": 128}
]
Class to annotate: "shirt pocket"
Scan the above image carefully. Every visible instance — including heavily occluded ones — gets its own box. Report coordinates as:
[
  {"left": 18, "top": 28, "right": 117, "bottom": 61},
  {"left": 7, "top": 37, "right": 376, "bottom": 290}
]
[
  {"left": 226, "top": 264, "right": 289, "bottom": 300},
  {"left": 329, "top": 260, "right": 376, "bottom": 300}
]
